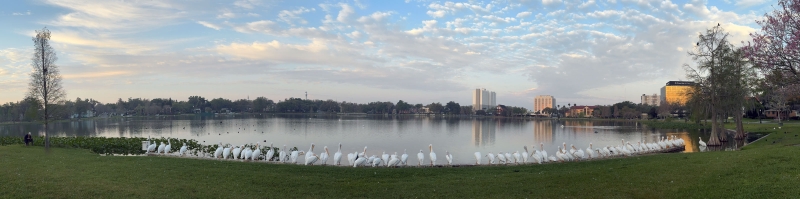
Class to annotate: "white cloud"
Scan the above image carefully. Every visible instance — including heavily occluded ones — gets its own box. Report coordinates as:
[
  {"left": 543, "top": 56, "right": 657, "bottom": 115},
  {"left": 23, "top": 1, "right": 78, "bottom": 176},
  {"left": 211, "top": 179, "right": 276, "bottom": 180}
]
[
  {"left": 337, "top": 3, "right": 355, "bottom": 23},
  {"left": 217, "top": 9, "right": 236, "bottom": 19},
  {"left": 279, "top": 7, "right": 313, "bottom": 25},
  {"left": 735, "top": 0, "right": 769, "bottom": 7},
  {"left": 516, "top": 11, "right": 532, "bottom": 18},
  {"left": 197, "top": 21, "right": 221, "bottom": 30},
  {"left": 13, "top": 11, "right": 31, "bottom": 15},
  {"left": 234, "top": 0, "right": 261, "bottom": 9}
]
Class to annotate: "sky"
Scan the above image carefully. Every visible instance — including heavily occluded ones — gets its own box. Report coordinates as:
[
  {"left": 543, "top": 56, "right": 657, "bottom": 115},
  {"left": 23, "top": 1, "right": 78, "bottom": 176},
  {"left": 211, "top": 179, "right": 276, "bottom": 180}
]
[{"left": 0, "top": 0, "right": 779, "bottom": 110}]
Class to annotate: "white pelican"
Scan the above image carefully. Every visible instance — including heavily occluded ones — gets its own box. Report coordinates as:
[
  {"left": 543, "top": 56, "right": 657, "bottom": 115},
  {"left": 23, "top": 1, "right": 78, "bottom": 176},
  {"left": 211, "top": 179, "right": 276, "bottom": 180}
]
[
  {"left": 179, "top": 142, "right": 187, "bottom": 156},
  {"left": 381, "top": 151, "right": 389, "bottom": 167},
  {"left": 333, "top": 143, "right": 342, "bottom": 166},
  {"left": 401, "top": 149, "right": 409, "bottom": 166},
  {"left": 157, "top": 142, "right": 165, "bottom": 154},
  {"left": 474, "top": 152, "right": 482, "bottom": 165},
  {"left": 251, "top": 143, "right": 261, "bottom": 161},
  {"left": 388, "top": 152, "right": 401, "bottom": 167},
  {"left": 320, "top": 146, "right": 330, "bottom": 165},
  {"left": 585, "top": 143, "right": 594, "bottom": 159},
  {"left": 243, "top": 145, "right": 253, "bottom": 161},
  {"left": 522, "top": 146, "right": 530, "bottom": 164},
  {"left": 548, "top": 156, "right": 558, "bottom": 162},
  {"left": 497, "top": 151, "right": 507, "bottom": 164},
  {"left": 214, "top": 142, "right": 223, "bottom": 158},
  {"left": 445, "top": 151, "right": 453, "bottom": 166},
  {"left": 371, "top": 156, "right": 382, "bottom": 167},
  {"left": 539, "top": 143, "right": 548, "bottom": 163},
  {"left": 223, "top": 144, "right": 232, "bottom": 159},
  {"left": 531, "top": 150, "right": 543, "bottom": 164},
  {"left": 347, "top": 152, "right": 356, "bottom": 166},
  {"left": 429, "top": 144, "right": 437, "bottom": 166},
  {"left": 353, "top": 147, "right": 367, "bottom": 167},
  {"left": 486, "top": 152, "right": 496, "bottom": 165},
  {"left": 265, "top": 143, "right": 275, "bottom": 162},
  {"left": 563, "top": 143, "right": 574, "bottom": 161},
  {"left": 290, "top": 150, "right": 301, "bottom": 164},
  {"left": 504, "top": 152, "right": 513, "bottom": 164},
  {"left": 279, "top": 145, "right": 287, "bottom": 163},
  {"left": 147, "top": 138, "right": 156, "bottom": 154},
  {"left": 698, "top": 137, "right": 707, "bottom": 147},
  {"left": 306, "top": 151, "right": 319, "bottom": 165},
  {"left": 513, "top": 151, "right": 521, "bottom": 164},
  {"left": 417, "top": 150, "right": 425, "bottom": 166},
  {"left": 165, "top": 140, "right": 172, "bottom": 155},
  {"left": 233, "top": 145, "right": 242, "bottom": 160},
  {"left": 572, "top": 145, "right": 585, "bottom": 160},
  {"left": 556, "top": 147, "right": 566, "bottom": 162},
  {"left": 305, "top": 143, "right": 316, "bottom": 162}
]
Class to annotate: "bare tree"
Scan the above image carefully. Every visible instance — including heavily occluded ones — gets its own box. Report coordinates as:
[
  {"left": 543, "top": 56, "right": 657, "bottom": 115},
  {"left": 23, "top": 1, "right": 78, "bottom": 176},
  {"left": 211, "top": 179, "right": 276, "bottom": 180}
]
[
  {"left": 28, "top": 27, "right": 66, "bottom": 150},
  {"left": 685, "top": 25, "right": 730, "bottom": 146}
]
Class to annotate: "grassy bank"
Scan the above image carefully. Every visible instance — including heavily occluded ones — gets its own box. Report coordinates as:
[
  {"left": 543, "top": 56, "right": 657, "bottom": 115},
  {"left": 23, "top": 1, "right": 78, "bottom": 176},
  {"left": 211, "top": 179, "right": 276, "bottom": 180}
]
[{"left": 2, "top": 128, "right": 800, "bottom": 198}]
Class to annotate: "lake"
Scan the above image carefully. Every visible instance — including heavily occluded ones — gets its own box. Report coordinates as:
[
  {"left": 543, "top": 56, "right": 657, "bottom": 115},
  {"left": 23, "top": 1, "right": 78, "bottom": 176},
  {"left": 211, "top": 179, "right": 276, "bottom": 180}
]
[{"left": 0, "top": 114, "right": 752, "bottom": 165}]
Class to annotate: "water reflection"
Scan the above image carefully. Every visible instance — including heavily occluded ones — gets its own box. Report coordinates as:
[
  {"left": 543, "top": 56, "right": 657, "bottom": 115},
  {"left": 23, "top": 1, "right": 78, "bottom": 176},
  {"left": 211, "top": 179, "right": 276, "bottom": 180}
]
[{"left": 471, "top": 120, "right": 496, "bottom": 147}]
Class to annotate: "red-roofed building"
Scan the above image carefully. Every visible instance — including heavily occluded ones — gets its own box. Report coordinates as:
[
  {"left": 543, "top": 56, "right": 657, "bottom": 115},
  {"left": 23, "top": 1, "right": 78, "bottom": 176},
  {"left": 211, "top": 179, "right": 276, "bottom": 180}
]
[{"left": 567, "top": 106, "right": 596, "bottom": 117}]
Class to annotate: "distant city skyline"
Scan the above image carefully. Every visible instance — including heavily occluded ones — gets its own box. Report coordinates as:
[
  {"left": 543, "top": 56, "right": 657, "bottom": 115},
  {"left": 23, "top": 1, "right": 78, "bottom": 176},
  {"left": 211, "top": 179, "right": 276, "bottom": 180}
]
[{"left": 0, "top": 0, "right": 777, "bottom": 109}]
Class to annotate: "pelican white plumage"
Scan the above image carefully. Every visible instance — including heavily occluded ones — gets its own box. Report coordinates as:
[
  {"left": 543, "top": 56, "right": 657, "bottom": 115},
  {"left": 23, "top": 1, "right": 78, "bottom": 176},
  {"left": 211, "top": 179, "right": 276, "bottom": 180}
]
[
  {"left": 474, "top": 152, "right": 482, "bottom": 165},
  {"left": 347, "top": 152, "right": 356, "bottom": 166},
  {"left": 353, "top": 147, "right": 367, "bottom": 167},
  {"left": 388, "top": 152, "right": 401, "bottom": 167},
  {"left": 445, "top": 151, "right": 453, "bottom": 166},
  {"left": 512, "top": 151, "right": 521, "bottom": 164},
  {"left": 497, "top": 151, "right": 507, "bottom": 164},
  {"left": 223, "top": 144, "right": 232, "bottom": 159},
  {"left": 214, "top": 142, "right": 223, "bottom": 158},
  {"left": 251, "top": 143, "right": 261, "bottom": 161},
  {"left": 279, "top": 145, "right": 287, "bottom": 163},
  {"left": 548, "top": 156, "right": 558, "bottom": 162},
  {"left": 333, "top": 143, "right": 342, "bottom": 166},
  {"left": 320, "top": 146, "right": 330, "bottom": 165},
  {"left": 698, "top": 137, "right": 707, "bottom": 147},
  {"left": 371, "top": 155, "right": 382, "bottom": 167},
  {"left": 401, "top": 149, "right": 409, "bottom": 166},
  {"left": 381, "top": 151, "right": 389, "bottom": 167},
  {"left": 572, "top": 145, "right": 585, "bottom": 160},
  {"left": 147, "top": 138, "right": 157, "bottom": 154},
  {"left": 585, "top": 143, "right": 594, "bottom": 159},
  {"left": 233, "top": 145, "right": 242, "bottom": 160},
  {"left": 290, "top": 150, "right": 300, "bottom": 164},
  {"left": 539, "top": 143, "right": 548, "bottom": 163},
  {"left": 157, "top": 142, "right": 165, "bottom": 154},
  {"left": 522, "top": 146, "right": 529, "bottom": 164},
  {"left": 305, "top": 143, "right": 318, "bottom": 165},
  {"left": 429, "top": 144, "right": 437, "bottom": 166},
  {"left": 179, "top": 142, "right": 187, "bottom": 156},
  {"left": 531, "top": 150, "right": 543, "bottom": 164},
  {"left": 243, "top": 145, "right": 253, "bottom": 161},
  {"left": 265, "top": 143, "right": 275, "bottom": 161},
  {"left": 486, "top": 152, "right": 496, "bottom": 164},
  {"left": 504, "top": 152, "right": 513, "bottom": 164},
  {"left": 417, "top": 150, "right": 424, "bottom": 166},
  {"left": 165, "top": 140, "right": 172, "bottom": 155}
]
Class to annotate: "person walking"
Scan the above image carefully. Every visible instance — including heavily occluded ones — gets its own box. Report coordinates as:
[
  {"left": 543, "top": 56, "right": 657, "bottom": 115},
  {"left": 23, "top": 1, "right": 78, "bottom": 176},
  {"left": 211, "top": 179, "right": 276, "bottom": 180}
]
[{"left": 24, "top": 132, "right": 33, "bottom": 146}]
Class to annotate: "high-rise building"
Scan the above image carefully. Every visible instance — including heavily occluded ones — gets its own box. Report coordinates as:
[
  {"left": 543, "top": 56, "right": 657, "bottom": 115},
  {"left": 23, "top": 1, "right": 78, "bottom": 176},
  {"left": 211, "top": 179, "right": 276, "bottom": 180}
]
[
  {"left": 534, "top": 95, "right": 556, "bottom": 114},
  {"left": 641, "top": 94, "right": 660, "bottom": 106},
  {"left": 472, "top": 88, "right": 497, "bottom": 111},
  {"left": 660, "top": 81, "right": 694, "bottom": 105}
]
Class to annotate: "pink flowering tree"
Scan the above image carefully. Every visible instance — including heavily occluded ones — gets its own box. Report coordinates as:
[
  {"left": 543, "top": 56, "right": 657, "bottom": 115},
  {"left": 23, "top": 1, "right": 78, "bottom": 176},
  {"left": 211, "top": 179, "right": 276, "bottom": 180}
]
[{"left": 744, "top": 0, "right": 800, "bottom": 85}]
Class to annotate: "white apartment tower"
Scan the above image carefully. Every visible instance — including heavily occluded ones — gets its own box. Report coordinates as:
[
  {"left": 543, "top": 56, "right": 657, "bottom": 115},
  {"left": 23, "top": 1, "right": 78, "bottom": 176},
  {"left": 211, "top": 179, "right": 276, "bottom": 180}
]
[
  {"left": 534, "top": 95, "right": 556, "bottom": 114},
  {"left": 472, "top": 88, "right": 496, "bottom": 111}
]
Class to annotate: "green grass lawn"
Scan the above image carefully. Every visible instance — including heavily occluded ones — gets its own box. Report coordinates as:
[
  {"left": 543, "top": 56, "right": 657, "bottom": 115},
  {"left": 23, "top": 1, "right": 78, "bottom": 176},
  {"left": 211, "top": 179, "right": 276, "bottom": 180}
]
[{"left": 2, "top": 126, "right": 800, "bottom": 198}]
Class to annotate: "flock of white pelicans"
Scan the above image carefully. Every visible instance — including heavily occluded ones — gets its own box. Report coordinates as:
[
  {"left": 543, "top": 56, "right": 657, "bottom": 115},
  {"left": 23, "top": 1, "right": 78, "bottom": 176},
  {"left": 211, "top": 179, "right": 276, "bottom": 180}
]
[{"left": 144, "top": 135, "right": 687, "bottom": 167}]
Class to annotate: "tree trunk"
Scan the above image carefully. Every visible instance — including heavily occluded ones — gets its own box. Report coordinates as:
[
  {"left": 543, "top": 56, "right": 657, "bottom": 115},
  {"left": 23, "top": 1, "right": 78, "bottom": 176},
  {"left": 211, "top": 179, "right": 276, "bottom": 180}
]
[
  {"left": 707, "top": 111, "right": 722, "bottom": 146},
  {"left": 734, "top": 111, "right": 746, "bottom": 139},
  {"left": 717, "top": 117, "right": 727, "bottom": 142}
]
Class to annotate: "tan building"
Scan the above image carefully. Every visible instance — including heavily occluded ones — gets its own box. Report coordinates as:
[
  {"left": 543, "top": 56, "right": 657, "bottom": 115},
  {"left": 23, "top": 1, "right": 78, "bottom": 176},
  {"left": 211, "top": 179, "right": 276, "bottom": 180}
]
[
  {"left": 660, "top": 81, "right": 694, "bottom": 105},
  {"left": 566, "top": 106, "right": 596, "bottom": 117},
  {"left": 472, "top": 88, "right": 496, "bottom": 111},
  {"left": 534, "top": 95, "right": 556, "bottom": 114},
  {"left": 641, "top": 94, "right": 659, "bottom": 106}
]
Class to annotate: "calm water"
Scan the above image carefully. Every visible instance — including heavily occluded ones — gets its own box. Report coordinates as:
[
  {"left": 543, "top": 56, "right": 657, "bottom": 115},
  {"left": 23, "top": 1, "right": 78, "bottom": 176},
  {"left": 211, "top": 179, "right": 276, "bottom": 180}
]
[{"left": 1, "top": 114, "right": 752, "bottom": 164}]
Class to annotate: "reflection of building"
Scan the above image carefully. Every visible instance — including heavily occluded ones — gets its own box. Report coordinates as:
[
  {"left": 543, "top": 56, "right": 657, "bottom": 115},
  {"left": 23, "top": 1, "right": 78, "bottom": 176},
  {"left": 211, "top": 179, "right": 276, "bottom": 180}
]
[
  {"left": 534, "top": 95, "right": 556, "bottom": 113},
  {"left": 566, "top": 106, "right": 596, "bottom": 117},
  {"left": 533, "top": 120, "right": 554, "bottom": 143},
  {"left": 641, "top": 94, "right": 659, "bottom": 106},
  {"left": 472, "top": 88, "right": 496, "bottom": 111},
  {"left": 472, "top": 120, "right": 496, "bottom": 146},
  {"left": 660, "top": 81, "right": 694, "bottom": 105},
  {"left": 564, "top": 120, "right": 594, "bottom": 133}
]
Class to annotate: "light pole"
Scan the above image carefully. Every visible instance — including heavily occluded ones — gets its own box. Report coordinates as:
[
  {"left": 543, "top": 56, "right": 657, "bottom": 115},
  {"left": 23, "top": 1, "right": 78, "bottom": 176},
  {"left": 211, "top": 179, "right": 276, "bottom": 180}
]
[{"left": 759, "top": 109, "right": 762, "bottom": 124}]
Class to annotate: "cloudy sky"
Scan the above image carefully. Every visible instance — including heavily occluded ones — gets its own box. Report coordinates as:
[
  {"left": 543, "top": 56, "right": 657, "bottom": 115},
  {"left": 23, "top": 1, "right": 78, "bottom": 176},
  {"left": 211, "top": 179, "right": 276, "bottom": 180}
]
[{"left": 0, "top": 0, "right": 777, "bottom": 109}]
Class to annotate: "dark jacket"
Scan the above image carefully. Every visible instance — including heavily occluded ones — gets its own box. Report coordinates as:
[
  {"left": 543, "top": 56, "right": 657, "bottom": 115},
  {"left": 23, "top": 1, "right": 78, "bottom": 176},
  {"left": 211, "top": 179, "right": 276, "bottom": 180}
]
[{"left": 24, "top": 134, "right": 32, "bottom": 143}]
